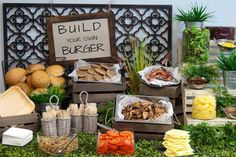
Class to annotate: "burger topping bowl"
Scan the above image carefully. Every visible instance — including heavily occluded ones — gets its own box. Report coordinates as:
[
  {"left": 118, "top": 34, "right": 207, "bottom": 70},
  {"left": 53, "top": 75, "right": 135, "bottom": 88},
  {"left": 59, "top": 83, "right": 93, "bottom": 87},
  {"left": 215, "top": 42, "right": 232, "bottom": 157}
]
[{"left": 224, "top": 106, "right": 236, "bottom": 119}]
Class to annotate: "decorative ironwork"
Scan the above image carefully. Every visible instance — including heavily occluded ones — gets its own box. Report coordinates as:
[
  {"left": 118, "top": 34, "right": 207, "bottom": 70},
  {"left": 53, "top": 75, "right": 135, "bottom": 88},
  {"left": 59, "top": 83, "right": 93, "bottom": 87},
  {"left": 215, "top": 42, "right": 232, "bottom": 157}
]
[{"left": 3, "top": 3, "right": 172, "bottom": 71}]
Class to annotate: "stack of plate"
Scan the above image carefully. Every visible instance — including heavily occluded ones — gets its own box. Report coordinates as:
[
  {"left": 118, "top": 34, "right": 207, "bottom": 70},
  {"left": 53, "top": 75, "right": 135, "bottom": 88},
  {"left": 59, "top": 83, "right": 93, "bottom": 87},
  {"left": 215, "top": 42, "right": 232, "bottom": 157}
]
[{"left": 162, "top": 129, "right": 194, "bottom": 157}]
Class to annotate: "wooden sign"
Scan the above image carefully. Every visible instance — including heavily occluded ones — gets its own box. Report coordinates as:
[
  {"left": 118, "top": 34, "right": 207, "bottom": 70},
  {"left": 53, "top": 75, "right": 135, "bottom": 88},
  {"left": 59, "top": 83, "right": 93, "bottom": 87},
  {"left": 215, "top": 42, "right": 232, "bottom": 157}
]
[{"left": 46, "top": 12, "right": 118, "bottom": 65}]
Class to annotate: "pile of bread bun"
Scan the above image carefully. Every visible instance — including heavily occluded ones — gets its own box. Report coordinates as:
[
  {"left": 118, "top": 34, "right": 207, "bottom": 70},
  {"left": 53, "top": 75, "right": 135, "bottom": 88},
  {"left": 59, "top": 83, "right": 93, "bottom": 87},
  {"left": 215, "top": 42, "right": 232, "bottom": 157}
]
[{"left": 5, "top": 64, "right": 65, "bottom": 96}]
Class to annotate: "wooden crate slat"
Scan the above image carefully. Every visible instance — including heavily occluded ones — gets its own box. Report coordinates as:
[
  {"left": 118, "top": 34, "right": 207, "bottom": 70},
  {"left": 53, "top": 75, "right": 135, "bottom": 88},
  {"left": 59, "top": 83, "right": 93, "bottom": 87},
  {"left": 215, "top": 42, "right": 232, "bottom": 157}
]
[
  {"left": 0, "top": 113, "right": 38, "bottom": 127},
  {"left": 228, "top": 90, "right": 236, "bottom": 96},
  {"left": 186, "top": 107, "right": 192, "bottom": 113},
  {"left": 72, "top": 82, "right": 126, "bottom": 92},
  {"left": 17, "top": 123, "right": 38, "bottom": 132},
  {"left": 184, "top": 88, "right": 213, "bottom": 96},
  {"left": 185, "top": 99, "right": 193, "bottom": 105},
  {"left": 139, "top": 83, "right": 181, "bottom": 98},
  {"left": 186, "top": 114, "right": 236, "bottom": 126},
  {"left": 112, "top": 120, "right": 174, "bottom": 133},
  {"left": 73, "top": 93, "right": 118, "bottom": 103}
]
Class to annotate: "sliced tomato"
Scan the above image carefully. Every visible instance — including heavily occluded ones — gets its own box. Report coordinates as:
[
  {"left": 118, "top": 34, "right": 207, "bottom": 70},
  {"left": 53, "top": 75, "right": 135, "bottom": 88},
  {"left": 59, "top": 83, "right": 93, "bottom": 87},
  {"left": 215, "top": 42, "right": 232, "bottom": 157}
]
[
  {"left": 107, "top": 130, "right": 119, "bottom": 137},
  {"left": 108, "top": 143, "right": 119, "bottom": 150},
  {"left": 115, "top": 150, "right": 127, "bottom": 155},
  {"left": 99, "top": 134, "right": 107, "bottom": 140},
  {"left": 120, "top": 145, "right": 134, "bottom": 154},
  {"left": 108, "top": 137, "right": 121, "bottom": 145},
  {"left": 120, "top": 131, "right": 133, "bottom": 137},
  {"left": 98, "top": 140, "right": 107, "bottom": 148},
  {"left": 120, "top": 138, "right": 133, "bottom": 147}
]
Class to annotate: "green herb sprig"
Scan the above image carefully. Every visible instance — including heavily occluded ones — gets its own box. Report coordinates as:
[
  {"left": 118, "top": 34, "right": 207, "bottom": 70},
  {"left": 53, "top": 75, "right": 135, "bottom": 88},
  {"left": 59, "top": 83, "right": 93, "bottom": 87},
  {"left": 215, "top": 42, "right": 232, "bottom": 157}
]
[
  {"left": 218, "top": 50, "right": 236, "bottom": 71},
  {"left": 182, "top": 64, "right": 219, "bottom": 82},
  {"left": 213, "top": 87, "right": 236, "bottom": 117},
  {"left": 183, "top": 26, "right": 210, "bottom": 64},
  {"left": 30, "top": 86, "right": 66, "bottom": 104}
]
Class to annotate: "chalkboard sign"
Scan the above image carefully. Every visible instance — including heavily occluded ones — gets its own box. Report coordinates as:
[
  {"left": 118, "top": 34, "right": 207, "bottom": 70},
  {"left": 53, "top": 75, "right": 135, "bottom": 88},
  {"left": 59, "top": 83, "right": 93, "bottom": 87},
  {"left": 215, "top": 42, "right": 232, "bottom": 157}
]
[{"left": 46, "top": 12, "right": 117, "bottom": 65}]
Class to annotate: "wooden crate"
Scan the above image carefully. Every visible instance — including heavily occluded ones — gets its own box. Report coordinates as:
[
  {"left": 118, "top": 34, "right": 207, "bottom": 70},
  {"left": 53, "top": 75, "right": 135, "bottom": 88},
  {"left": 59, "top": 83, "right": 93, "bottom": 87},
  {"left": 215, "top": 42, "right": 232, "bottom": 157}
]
[
  {"left": 139, "top": 83, "right": 184, "bottom": 124},
  {"left": 186, "top": 115, "right": 236, "bottom": 126},
  {"left": 112, "top": 120, "right": 174, "bottom": 140},
  {"left": 139, "top": 83, "right": 181, "bottom": 109},
  {"left": 182, "top": 87, "right": 236, "bottom": 125},
  {"left": 112, "top": 98, "right": 174, "bottom": 140},
  {"left": 0, "top": 113, "right": 39, "bottom": 138},
  {"left": 72, "top": 81, "right": 126, "bottom": 104}
]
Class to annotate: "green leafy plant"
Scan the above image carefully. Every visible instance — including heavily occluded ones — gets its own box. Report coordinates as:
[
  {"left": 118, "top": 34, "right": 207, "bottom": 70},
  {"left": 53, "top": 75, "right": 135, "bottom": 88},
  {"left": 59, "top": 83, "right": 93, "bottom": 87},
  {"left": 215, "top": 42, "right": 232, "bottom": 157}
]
[
  {"left": 183, "top": 26, "right": 210, "bottom": 64},
  {"left": 182, "top": 64, "right": 219, "bottom": 82},
  {"left": 175, "top": 4, "right": 213, "bottom": 22},
  {"left": 218, "top": 50, "right": 236, "bottom": 71},
  {"left": 125, "top": 37, "right": 153, "bottom": 94},
  {"left": 98, "top": 101, "right": 114, "bottom": 127},
  {"left": 213, "top": 87, "right": 236, "bottom": 117},
  {"left": 183, "top": 122, "right": 236, "bottom": 151},
  {"left": 30, "top": 86, "right": 66, "bottom": 104}
]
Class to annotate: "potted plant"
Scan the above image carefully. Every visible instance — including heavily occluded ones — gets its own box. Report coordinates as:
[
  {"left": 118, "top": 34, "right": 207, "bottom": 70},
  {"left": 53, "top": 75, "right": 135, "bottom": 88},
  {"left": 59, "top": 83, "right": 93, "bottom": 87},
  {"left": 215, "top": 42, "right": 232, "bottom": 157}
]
[
  {"left": 175, "top": 4, "right": 213, "bottom": 28},
  {"left": 175, "top": 4, "right": 213, "bottom": 64},
  {"left": 30, "top": 85, "right": 66, "bottom": 113},
  {"left": 218, "top": 50, "right": 236, "bottom": 89},
  {"left": 124, "top": 36, "right": 153, "bottom": 94},
  {"left": 182, "top": 64, "right": 219, "bottom": 89}
]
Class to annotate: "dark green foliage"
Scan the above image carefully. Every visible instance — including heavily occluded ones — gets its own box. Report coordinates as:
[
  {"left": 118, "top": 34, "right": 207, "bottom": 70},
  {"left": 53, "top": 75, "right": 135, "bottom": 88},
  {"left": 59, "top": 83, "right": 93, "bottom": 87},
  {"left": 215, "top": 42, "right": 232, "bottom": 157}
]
[
  {"left": 125, "top": 37, "right": 153, "bottom": 94},
  {"left": 98, "top": 101, "right": 114, "bottom": 127},
  {"left": 1, "top": 123, "right": 236, "bottom": 156},
  {"left": 182, "top": 64, "right": 219, "bottom": 82},
  {"left": 218, "top": 50, "right": 236, "bottom": 71},
  {"left": 213, "top": 87, "right": 236, "bottom": 117},
  {"left": 175, "top": 4, "right": 213, "bottom": 22},
  {"left": 30, "top": 86, "right": 66, "bottom": 104},
  {"left": 183, "top": 26, "right": 210, "bottom": 64},
  {"left": 182, "top": 122, "right": 236, "bottom": 152}
]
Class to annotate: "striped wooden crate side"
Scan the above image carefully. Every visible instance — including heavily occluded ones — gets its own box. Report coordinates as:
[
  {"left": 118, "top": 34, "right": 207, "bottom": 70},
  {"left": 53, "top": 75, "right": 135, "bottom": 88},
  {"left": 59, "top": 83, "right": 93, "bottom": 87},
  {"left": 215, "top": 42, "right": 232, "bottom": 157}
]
[
  {"left": 186, "top": 115, "right": 236, "bottom": 126},
  {"left": 183, "top": 88, "right": 236, "bottom": 125},
  {"left": 183, "top": 88, "right": 214, "bottom": 113}
]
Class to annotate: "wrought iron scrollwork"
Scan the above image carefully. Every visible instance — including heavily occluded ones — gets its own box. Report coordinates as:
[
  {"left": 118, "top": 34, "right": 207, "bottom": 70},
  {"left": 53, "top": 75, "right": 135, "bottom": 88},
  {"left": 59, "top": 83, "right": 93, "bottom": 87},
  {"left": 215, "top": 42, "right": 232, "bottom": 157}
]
[{"left": 3, "top": 3, "right": 172, "bottom": 71}]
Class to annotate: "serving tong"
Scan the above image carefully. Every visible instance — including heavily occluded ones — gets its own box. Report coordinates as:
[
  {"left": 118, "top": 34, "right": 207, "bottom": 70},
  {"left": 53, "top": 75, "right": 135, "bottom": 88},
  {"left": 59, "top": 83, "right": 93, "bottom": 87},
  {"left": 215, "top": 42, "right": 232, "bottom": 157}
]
[{"left": 55, "top": 132, "right": 78, "bottom": 157}]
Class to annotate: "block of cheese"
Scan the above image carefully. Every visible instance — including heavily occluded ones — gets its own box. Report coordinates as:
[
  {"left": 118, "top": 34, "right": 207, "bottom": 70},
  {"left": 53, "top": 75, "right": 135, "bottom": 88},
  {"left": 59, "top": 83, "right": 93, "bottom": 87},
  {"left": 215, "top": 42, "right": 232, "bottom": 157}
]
[
  {"left": 163, "top": 129, "right": 194, "bottom": 157},
  {"left": 0, "top": 86, "right": 35, "bottom": 117}
]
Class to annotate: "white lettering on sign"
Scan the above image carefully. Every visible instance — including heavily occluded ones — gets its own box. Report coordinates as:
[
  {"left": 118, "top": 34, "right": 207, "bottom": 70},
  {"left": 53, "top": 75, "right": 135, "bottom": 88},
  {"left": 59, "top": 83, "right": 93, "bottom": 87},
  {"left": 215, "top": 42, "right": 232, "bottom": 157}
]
[{"left": 52, "top": 18, "right": 110, "bottom": 60}]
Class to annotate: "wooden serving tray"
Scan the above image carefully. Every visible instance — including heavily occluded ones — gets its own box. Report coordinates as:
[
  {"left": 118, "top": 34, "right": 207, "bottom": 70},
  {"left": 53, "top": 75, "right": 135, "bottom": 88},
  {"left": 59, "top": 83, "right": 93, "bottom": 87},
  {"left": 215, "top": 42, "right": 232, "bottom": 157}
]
[{"left": 0, "top": 86, "right": 35, "bottom": 117}]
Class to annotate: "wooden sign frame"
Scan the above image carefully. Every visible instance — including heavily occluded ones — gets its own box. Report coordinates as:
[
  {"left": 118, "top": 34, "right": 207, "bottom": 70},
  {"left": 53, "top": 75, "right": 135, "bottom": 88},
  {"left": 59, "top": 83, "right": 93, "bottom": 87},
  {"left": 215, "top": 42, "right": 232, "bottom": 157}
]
[{"left": 46, "top": 11, "right": 118, "bottom": 65}]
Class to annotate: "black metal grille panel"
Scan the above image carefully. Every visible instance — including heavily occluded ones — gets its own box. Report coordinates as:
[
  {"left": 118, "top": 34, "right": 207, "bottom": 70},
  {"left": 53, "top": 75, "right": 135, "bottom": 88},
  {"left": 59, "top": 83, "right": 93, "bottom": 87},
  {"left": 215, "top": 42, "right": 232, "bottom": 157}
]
[{"left": 3, "top": 3, "right": 172, "bottom": 71}]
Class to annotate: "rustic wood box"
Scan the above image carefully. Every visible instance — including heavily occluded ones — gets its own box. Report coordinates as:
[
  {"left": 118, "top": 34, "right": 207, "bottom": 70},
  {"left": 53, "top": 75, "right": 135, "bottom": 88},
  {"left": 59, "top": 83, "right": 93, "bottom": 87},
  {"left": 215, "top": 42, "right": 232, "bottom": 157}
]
[
  {"left": 112, "top": 95, "right": 174, "bottom": 140},
  {"left": 139, "top": 83, "right": 184, "bottom": 124},
  {"left": 139, "top": 83, "right": 181, "bottom": 109},
  {"left": 72, "top": 81, "right": 126, "bottom": 104},
  {"left": 182, "top": 87, "right": 236, "bottom": 125},
  {"left": 0, "top": 113, "right": 39, "bottom": 138},
  {"left": 112, "top": 120, "right": 174, "bottom": 140}
]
